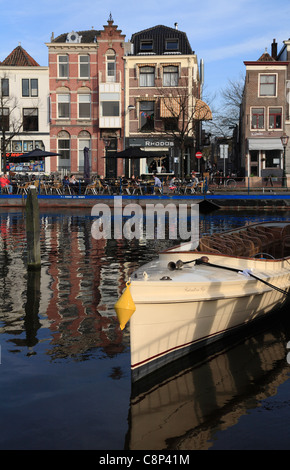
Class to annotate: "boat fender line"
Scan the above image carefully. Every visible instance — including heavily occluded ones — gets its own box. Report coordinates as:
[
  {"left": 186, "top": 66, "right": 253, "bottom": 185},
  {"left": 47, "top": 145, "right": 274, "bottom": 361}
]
[
  {"left": 238, "top": 269, "right": 253, "bottom": 277},
  {"left": 114, "top": 280, "right": 136, "bottom": 330},
  {"left": 200, "top": 260, "right": 290, "bottom": 298},
  {"left": 168, "top": 256, "right": 290, "bottom": 297}
]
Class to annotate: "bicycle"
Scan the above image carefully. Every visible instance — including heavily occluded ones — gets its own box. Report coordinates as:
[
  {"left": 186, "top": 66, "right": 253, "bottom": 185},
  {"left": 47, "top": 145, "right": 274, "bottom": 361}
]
[{"left": 225, "top": 178, "right": 237, "bottom": 189}]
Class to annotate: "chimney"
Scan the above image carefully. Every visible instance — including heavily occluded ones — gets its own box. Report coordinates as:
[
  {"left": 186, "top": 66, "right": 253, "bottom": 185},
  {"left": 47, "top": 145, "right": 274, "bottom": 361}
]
[
  {"left": 174, "top": 22, "right": 178, "bottom": 30},
  {"left": 271, "top": 39, "right": 277, "bottom": 60}
]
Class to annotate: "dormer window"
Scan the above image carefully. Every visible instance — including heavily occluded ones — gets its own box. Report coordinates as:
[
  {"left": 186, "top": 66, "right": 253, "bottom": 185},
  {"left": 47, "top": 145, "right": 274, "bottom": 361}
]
[
  {"left": 140, "top": 40, "right": 153, "bottom": 51},
  {"left": 166, "top": 39, "right": 179, "bottom": 51}
]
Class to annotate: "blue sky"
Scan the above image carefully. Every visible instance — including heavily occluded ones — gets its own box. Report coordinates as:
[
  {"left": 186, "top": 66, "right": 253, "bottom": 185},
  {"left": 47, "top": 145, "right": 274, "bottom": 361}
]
[{"left": 1, "top": 0, "right": 290, "bottom": 108}]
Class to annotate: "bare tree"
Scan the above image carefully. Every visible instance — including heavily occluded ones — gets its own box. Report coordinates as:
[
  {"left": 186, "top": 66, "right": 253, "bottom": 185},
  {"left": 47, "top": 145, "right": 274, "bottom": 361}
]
[
  {"left": 0, "top": 75, "right": 39, "bottom": 174},
  {"left": 155, "top": 78, "right": 212, "bottom": 178},
  {"left": 205, "top": 74, "right": 245, "bottom": 138}
]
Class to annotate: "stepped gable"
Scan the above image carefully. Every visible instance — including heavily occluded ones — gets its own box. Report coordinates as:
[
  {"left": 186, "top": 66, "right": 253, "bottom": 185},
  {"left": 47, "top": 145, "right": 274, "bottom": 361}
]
[
  {"left": 1, "top": 45, "right": 39, "bottom": 66},
  {"left": 131, "top": 24, "right": 194, "bottom": 55}
]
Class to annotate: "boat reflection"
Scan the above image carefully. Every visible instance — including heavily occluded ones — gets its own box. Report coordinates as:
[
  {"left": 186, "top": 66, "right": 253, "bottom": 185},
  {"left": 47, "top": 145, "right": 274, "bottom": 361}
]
[{"left": 126, "top": 311, "right": 290, "bottom": 450}]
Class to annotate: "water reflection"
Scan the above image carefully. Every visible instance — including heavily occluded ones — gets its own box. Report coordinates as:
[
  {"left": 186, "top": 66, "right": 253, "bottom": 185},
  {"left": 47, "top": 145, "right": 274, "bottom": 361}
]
[
  {"left": 1, "top": 208, "right": 290, "bottom": 449},
  {"left": 126, "top": 311, "right": 290, "bottom": 450},
  {"left": 0, "top": 208, "right": 180, "bottom": 363},
  {"left": 0, "top": 208, "right": 289, "bottom": 363}
]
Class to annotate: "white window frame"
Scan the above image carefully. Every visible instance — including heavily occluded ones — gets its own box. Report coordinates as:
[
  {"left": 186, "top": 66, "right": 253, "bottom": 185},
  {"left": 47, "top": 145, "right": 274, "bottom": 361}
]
[
  {"left": 163, "top": 66, "right": 179, "bottom": 87},
  {"left": 268, "top": 107, "right": 282, "bottom": 130},
  {"left": 101, "top": 101, "right": 120, "bottom": 117},
  {"left": 57, "top": 134, "right": 71, "bottom": 169},
  {"left": 250, "top": 106, "right": 265, "bottom": 130},
  {"left": 139, "top": 66, "right": 155, "bottom": 87},
  {"left": 78, "top": 94, "right": 91, "bottom": 119},
  {"left": 79, "top": 55, "right": 90, "bottom": 78},
  {"left": 106, "top": 50, "right": 116, "bottom": 82},
  {"left": 57, "top": 94, "right": 70, "bottom": 119},
  {"left": 58, "top": 55, "right": 69, "bottom": 78},
  {"left": 259, "top": 73, "right": 277, "bottom": 97}
]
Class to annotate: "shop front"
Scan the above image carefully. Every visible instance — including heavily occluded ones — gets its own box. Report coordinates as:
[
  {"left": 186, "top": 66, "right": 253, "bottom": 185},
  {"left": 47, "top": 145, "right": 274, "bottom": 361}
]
[
  {"left": 247, "top": 138, "right": 284, "bottom": 177},
  {"left": 126, "top": 137, "right": 175, "bottom": 176}
]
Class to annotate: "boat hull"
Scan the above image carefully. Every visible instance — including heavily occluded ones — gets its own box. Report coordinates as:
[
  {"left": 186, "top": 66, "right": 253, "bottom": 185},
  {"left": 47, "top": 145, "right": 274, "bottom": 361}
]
[
  {"left": 130, "top": 285, "right": 288, "bottom": 382},
  {"left": 128, "top": 248, "right": 290, "bottom": 382}
]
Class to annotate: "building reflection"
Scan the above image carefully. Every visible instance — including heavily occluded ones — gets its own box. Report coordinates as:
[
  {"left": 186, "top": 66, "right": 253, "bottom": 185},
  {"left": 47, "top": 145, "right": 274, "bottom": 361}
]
[{"left": 0, "top": 209, "right": 179, "bottom": 362}]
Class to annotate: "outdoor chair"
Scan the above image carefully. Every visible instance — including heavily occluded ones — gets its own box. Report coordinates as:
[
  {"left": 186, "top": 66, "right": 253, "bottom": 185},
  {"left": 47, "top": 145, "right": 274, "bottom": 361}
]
[
  {"left": 49, "top": 183, "right": 62, "bottom": 195},
  {"left": 85, "top": 181, "right": 98, "bottom": 195},
  {"left": 62, "top": 184, "right": 72, "bottom": 195},
  {"left": 154, "top": 185, "right": 162, "bottom": 194},
  {"left": 131, "top": 184, "right": 143, "bottom": 195},
  {"left": 97, "top": 180, "right": 111, "bottom": 194},
  {"left": 17, "top": 181, "right": 32, "bottom": 194}
]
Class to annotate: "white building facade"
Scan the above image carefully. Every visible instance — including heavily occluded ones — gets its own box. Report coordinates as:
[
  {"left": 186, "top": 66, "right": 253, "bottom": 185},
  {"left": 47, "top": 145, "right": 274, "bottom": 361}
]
[{"left": 0, "top": 46, "right": 50, "bottom": 173}]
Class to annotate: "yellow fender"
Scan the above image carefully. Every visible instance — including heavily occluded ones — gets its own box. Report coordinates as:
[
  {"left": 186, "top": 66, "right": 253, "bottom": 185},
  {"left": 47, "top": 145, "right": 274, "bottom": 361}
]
[{"left": 114, "top": 280, "right": 136, "bottom": 330}]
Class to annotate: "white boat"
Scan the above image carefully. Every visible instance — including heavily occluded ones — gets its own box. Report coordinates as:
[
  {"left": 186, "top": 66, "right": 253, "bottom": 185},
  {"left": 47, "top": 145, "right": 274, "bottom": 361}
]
[{"left": 115, "top": 222, "right": 290, "bottom": 382}]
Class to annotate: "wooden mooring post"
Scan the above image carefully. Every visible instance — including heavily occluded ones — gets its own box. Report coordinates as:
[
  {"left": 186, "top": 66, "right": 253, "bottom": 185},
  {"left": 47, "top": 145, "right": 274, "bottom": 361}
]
[{"left": 26, "top": 186, "right": 41, "bottom": 270}]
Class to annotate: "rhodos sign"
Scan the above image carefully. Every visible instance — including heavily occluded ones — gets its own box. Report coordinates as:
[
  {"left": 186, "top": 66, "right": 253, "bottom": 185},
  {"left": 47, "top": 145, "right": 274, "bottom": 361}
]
[{"left": 91, "top": 196, "right": 199, "bottom": 244}]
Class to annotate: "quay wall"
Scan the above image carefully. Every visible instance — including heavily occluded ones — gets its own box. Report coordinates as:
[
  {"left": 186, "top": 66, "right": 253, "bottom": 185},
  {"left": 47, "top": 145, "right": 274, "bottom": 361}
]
[{"left": 1, "top": 193, "right": 290, "bottom": 210}]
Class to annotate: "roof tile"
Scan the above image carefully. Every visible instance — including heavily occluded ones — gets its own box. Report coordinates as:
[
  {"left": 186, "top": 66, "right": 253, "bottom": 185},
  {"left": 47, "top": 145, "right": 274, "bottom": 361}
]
[{"left": 1, "top": 46, "right": 39, "bottom": 66}]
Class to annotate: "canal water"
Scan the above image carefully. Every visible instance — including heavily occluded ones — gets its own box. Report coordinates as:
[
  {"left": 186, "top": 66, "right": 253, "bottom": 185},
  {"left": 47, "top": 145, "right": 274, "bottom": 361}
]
[{"left": 1, "top": 206, "right": 290, "bottom": 450}]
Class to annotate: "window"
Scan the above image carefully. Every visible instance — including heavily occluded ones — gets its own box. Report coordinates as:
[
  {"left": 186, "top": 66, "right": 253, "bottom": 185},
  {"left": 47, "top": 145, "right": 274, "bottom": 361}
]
[
  {"left": 106, "top": 50, "right": 116, "bottom": 82},
  {"left": 23, "top": 141, "right": 34, "bottom": 151},
  {"left": 58, "top": 134, "right": 71, "bottom": 169},
  {"left": 23, "top": 108, "right": 38, "bottom": 131},
  {"left": 58, "top": 94, "right": 70, "bottom": 119},
  {"left": 12, "top": 141, "right": 22, "bottom": 152},
  {"left": 140, "top": 66, "right": 155, "bottom": 87},
  {"left": 78, "top": 94, "right": 91, "bottom": 119},
  {"left": 1, "top": 79, "right": 9, "bottom": 97},
  {"left": 140, "top": 40, "right": 153, "bottom": 51},
  {"left": 22, "top": 79, "right": 38, "bottom": 97},
  {"left": 58, "top": 55, "right": 69, "bottom": 78},
  {"left": 265, "top": 149, "right": 281, "bottom": 167},
  {"left": 251, "top": 107, "right": 264, "bottom": 129},
  {"left": 79, "top": 55, "right": 90, "bottom": 78},
  {"left": 269, "top": 107, "right": 282, "bottom": 129},
  {"left": 165, "top": 39, "right": 179, "bottom": 51},
  {"left": 0, "top": 108, "right": 9, "bottom": 131},
  {"left": 139, "top": 101, "right": 154, "bottom": 131},
  {"left": 163, "top": 66, "right": 179, "bottom": 86},
  {"left": 102, "top": 101, "right": 119, "bottom": 116},
  {"left": 260, "top": 74, "right": 276, "bottom": 96}
]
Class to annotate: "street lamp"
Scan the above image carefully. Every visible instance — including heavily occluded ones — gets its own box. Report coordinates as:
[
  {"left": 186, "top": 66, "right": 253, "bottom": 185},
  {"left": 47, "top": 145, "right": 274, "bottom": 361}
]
[{"left": 280, "top": 134, "right": 289, "bottom": 188}]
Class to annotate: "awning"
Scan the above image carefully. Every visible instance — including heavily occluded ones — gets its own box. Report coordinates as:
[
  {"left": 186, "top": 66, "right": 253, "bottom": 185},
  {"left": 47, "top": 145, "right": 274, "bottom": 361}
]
[
  {"left": 248, "top": 138, "right": 283, "bottom": 151},
  {"left": 193, "top": 99, "right": 212, "bottom": 120},
  {"left": 160, "top": 97, "right": 180, "bottom": 117}
]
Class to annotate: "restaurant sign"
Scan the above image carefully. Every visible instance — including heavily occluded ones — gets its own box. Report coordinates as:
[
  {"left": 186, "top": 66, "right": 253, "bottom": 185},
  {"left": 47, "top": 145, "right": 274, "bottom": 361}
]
[{"left": 144, "top": 140, "right": 174, "bottom": 147}]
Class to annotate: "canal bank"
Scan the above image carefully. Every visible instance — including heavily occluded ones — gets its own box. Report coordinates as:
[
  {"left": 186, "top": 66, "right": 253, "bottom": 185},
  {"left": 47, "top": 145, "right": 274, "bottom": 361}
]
[{"left": 2, "top": 192, "right": 290, "bottom": 210}]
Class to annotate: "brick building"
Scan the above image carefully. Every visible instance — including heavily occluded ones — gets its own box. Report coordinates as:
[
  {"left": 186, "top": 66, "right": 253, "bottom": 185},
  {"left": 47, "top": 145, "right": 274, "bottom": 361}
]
[
  {"left": 46, "top": 15, "right": 125, "bottom": 177},
  {"left": 124, "top": 24, "right": 211, "bottom": 177},
  {"left": 240, "top": 41, "right": 288, "bottom": 179}
]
